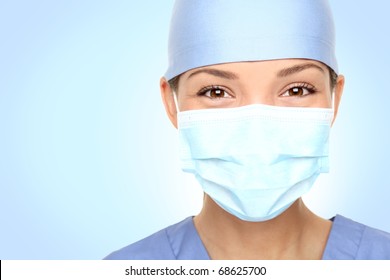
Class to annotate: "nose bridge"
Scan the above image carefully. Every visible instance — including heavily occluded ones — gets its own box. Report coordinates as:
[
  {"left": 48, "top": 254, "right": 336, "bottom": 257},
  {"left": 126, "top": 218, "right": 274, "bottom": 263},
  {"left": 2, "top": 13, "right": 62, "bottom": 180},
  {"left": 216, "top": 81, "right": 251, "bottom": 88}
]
[{"left": 240, "top": 87, "right": 276, "bottom": 106}]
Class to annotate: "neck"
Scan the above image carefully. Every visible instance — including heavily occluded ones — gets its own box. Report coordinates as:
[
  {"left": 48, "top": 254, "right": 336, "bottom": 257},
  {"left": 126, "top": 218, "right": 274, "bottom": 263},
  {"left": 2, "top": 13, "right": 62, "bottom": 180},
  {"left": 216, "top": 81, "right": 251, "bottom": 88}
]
[{"left": 193, "top": 195, "right": 331, "bottom": 260}]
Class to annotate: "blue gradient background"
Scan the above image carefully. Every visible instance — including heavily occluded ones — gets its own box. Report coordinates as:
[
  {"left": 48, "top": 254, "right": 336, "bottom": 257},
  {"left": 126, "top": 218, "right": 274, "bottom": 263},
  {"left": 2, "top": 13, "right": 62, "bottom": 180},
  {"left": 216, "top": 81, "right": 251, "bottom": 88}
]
[{"left": 1, "top": 0, "right": 389, "bottom": 259}]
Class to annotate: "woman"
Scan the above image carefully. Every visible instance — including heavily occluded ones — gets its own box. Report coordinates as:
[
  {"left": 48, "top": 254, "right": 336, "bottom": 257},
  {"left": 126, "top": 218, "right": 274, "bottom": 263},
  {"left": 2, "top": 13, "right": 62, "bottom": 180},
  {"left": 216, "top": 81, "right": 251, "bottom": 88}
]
[{"left": 105, "top": 0, "right": 390, "bottom": 259}]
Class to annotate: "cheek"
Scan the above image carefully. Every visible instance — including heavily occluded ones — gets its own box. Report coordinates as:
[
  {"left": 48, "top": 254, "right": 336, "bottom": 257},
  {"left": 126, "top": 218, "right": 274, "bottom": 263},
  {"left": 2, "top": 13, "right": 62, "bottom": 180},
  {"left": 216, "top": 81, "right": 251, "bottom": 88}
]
[
  {"left": 312, "top": 92, "right": 333, "bottom": 108},
  {"left": 275, "top": 92, "right": 333, "bottom": 108},
  {"left": 177, "top": 93, "right": 203, "bottom": 111}
]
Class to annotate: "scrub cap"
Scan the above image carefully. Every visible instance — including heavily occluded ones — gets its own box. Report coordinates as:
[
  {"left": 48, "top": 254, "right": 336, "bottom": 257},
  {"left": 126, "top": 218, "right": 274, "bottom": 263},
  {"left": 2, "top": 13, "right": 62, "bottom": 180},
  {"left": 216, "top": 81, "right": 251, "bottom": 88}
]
[{"left": 164, "top": 0, "right": 338, "bottom": 80}]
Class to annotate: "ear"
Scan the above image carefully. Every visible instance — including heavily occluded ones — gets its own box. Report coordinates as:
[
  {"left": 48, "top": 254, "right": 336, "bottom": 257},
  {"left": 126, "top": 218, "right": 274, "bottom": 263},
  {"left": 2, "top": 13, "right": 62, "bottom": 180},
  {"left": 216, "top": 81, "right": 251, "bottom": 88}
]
[
  {"left": 160, "top": 77, "right": 178, "bottom": 129},
  {"left": 331, "top": 74, "right": 345, "bottom": 126}
]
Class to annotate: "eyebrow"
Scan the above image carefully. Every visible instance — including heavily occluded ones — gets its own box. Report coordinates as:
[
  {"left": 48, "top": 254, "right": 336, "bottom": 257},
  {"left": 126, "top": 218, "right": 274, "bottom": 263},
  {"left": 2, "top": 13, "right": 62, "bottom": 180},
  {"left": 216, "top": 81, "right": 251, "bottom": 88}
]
[
  {"left": 277, "top": 63, "right": 325, "bottom": 77},
  {"left": 186, "top": 62, "right": 324, "bottom": 81},
  {"left": 188, "top": 68, "right": 239, "bottom": 80}
]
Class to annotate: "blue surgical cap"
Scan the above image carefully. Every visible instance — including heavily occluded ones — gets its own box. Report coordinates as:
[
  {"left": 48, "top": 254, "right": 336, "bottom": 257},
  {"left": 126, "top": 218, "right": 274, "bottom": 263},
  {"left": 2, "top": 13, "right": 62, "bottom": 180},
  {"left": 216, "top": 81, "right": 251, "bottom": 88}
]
[{"left": 165, "top": 0, "right": 338, "bottom": 80}]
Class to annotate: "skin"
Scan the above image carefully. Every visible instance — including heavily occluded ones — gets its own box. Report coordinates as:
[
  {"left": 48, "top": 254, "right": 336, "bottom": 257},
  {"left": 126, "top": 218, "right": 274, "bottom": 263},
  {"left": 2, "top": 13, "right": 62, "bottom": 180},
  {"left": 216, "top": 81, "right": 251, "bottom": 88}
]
[{"left": 160, "top": 59, "right": 345, "bottom": 259}]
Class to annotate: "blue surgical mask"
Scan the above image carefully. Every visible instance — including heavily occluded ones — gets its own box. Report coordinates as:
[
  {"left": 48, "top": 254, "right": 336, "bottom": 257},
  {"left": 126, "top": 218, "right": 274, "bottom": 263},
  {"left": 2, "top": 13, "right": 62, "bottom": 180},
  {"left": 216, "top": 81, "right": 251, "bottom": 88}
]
[{"left": 178, "top": 104, "right": 333, "bottom": 222}]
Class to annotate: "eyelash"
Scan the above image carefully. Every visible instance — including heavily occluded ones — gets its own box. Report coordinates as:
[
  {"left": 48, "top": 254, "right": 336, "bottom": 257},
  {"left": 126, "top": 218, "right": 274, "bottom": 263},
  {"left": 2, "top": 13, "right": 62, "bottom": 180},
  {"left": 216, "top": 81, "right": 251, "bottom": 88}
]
[
  {"left": 280, "top": 83, "right": 317, "bottom": 97},
  {"left": 196, "top": 86, "right": 232, "bottom": 99},
  {"left": 196, "top": 83, "right": 317, "bottom": 99}
]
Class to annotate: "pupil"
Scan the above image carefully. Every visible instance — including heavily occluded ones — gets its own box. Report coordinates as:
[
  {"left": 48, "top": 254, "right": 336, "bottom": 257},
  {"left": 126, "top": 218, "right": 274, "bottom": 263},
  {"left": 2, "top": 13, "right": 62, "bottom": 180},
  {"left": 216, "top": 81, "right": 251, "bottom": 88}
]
[
  {"left": 211, "top": 89, "right": 223, "bottom": 97},
  {"left": 290, "top": 87, "right": 303, "bottom": 96}
]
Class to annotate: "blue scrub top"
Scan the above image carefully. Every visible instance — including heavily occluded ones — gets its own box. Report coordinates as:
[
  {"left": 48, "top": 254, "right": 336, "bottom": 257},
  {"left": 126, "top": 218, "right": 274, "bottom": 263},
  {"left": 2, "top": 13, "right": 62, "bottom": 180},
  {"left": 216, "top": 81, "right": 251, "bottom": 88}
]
[{"left": 104, "top": 215, "right": 390, "bottom": 260}]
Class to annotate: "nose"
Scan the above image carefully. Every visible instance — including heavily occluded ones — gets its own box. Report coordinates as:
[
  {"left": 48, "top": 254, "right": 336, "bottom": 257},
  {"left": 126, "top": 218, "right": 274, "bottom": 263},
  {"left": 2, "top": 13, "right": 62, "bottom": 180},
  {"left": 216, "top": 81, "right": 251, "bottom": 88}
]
[{"left": 239, "top": 90, "right": 276, "bottom": 106}]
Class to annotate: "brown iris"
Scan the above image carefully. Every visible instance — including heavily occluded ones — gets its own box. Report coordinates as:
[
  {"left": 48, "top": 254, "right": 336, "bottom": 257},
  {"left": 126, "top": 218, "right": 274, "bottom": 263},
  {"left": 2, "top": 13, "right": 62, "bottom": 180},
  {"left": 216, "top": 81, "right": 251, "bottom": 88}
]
[
  {"left": 209, "top": 88, "right": 225, "bottom": 98},
  {"left": 288, "top": 87, "right": 304, "bottom": 96}
]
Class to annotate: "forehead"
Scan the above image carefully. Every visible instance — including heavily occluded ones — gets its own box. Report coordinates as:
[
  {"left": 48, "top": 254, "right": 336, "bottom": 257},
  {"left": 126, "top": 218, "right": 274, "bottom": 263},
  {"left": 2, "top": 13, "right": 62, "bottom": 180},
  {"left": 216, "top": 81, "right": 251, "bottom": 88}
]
[{"left": 181, "top": 59, "right": 329, "bottom": 80}]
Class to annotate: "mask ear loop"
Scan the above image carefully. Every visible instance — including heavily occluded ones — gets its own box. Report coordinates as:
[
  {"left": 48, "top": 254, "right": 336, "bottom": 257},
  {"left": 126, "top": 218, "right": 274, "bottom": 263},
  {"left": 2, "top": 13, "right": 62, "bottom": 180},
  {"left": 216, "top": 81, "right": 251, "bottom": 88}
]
[
  {"left": 330, "top": 88, "right": 336, "bottom": 125},
  {"left": 331, "top": 89, "right": 335, "bottom": 109},
  {"left": 172, "top": 90, "right": 180, "bottom": 113}
]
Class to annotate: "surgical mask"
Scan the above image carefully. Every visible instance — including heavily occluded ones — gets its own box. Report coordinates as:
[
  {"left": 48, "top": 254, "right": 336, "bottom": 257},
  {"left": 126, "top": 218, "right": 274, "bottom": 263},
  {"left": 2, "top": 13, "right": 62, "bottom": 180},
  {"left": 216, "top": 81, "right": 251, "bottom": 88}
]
[{"left": 178, "top": 104, "right": 333, "bottom": 222}]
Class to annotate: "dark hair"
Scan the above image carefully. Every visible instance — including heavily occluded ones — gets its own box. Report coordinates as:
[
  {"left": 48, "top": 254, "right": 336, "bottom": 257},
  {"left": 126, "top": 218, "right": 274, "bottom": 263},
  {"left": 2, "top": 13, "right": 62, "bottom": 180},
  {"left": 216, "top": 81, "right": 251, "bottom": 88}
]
[
  {"left": 329, "top": 66, "right": 338, "bottom": 90},
  {"left": 168, "top": 66, "right": 338, "bottom": 93},
  {"left": 168, "top": 75, "right": 181, "bottom": 93}
]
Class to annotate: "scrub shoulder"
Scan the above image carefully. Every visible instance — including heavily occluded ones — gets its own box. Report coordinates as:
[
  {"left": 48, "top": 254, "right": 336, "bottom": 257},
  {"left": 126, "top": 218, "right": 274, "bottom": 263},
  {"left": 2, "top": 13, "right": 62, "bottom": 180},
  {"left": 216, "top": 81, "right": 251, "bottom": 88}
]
[
  {"left": 103, "top": 223, "right": 176, "bottom": 260},
  {"left": 322, "top": 215, "right": 390, "bottom": 260},
  {"left": 103, "top": 217, "right": 209, "bottom": 260}
]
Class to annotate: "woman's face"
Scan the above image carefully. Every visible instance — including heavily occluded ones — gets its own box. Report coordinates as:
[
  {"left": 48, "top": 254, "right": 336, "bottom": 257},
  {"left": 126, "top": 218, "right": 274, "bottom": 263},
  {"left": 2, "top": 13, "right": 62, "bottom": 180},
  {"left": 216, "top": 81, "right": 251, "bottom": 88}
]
[{"left": 161, "top": 59, "right": 344, "bottom": 127}]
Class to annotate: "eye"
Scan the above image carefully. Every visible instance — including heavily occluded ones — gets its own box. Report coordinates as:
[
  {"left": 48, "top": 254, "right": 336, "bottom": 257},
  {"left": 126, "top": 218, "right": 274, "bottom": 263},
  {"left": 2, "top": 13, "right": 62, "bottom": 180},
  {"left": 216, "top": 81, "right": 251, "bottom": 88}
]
[
  {"left": 280, "top": 83, "right": 317, "bottom": 97},
  {"left": 197, "top": 86, "right": 232, "bottom": 99}
]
